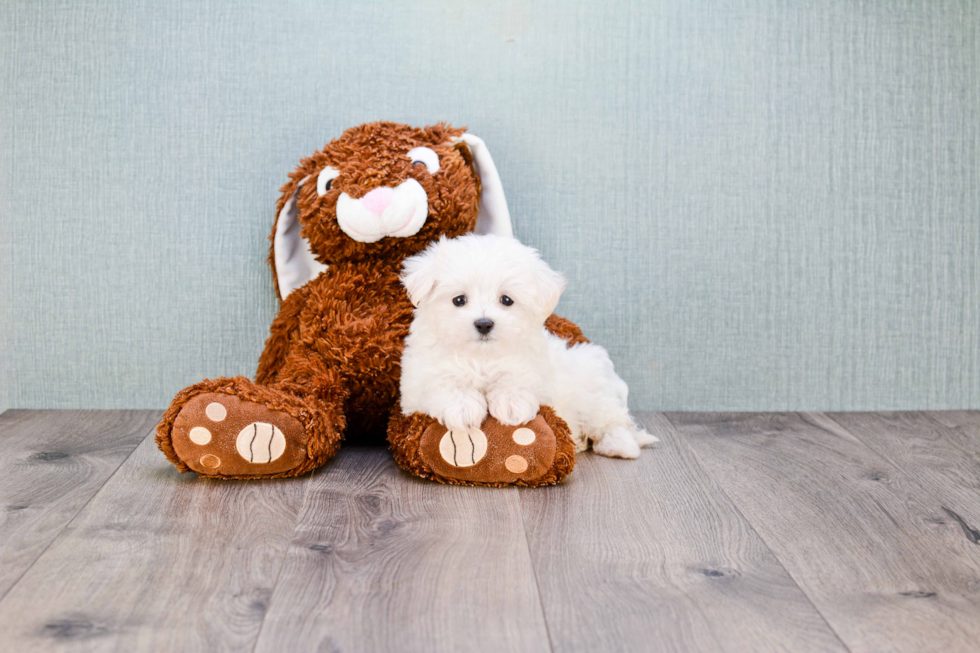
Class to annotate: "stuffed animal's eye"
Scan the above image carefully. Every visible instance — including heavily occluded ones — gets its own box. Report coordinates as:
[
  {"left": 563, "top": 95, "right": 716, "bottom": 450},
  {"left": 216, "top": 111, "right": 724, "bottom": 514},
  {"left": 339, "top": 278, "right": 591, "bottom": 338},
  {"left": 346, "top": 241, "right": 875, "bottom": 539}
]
[
  {"left": 500, "top": 295, "right": 514, "bottom": 306},
  {"left": 452, "top": 295, "right": 467, "bottom": 307},
  {"left": 407, "top": 147, "right": 440, "bottom": 174},
  {"left": 316, "top": 166, "right": 340, "bottom": 196}
]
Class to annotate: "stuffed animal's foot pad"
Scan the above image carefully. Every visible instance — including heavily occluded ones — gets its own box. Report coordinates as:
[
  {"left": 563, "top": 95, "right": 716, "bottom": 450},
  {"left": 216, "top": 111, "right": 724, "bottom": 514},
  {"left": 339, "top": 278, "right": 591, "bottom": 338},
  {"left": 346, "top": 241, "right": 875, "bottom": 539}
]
[
  {"left": 170, "top": 393, "right": 307, "bottom": 476},
  {"left": 419, "top": 415, "right": 557, "bottom": 484},
  {"left": 438, "top": 429, "right": 489, "bottom": 467}
]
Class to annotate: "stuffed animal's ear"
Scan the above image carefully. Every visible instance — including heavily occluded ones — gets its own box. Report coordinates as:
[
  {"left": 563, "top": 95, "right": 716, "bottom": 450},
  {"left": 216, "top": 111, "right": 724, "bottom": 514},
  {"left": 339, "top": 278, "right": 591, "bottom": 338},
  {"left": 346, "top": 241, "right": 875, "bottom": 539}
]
[
  {"left": 273, "top": 177, "right": 328, "bottom": 299},
  {"left": 455, "top": 134, "right": 513, "bottom": 238},
  {"left": 400, "top": 238, "right": 444, "bottom": 307}
]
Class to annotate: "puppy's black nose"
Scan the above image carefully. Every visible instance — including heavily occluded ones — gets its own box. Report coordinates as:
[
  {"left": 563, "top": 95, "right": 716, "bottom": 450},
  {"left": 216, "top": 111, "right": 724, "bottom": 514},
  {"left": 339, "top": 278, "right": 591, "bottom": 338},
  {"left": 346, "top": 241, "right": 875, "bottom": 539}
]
[{"left": 474, "top": 318, "right": 494, "bottom": 335}]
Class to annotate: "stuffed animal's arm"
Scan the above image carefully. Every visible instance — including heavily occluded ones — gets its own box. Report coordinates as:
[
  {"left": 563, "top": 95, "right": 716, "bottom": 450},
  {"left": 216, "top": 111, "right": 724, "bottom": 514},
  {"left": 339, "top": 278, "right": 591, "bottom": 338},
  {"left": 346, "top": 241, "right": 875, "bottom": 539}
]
[
  {"left": 255, "top": 287, "right": 309, "bottom": 385},
  {"left": 545, "top": 314, "right": 589, "bottom": 347}
]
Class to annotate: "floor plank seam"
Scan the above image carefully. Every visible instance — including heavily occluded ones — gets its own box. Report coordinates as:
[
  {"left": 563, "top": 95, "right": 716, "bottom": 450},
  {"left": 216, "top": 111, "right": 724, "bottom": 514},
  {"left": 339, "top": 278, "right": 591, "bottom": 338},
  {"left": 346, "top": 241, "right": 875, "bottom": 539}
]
[
  {"left": 516, "top": 487, "right": 557, "bottom": 653},
  {"left": 249, "top": 467, "right": 319, "bottom": 653},
  {"left": 658, "top": 411, "right": 856, "bottom": 653},
  {"left": 0, "top": 417, "right": 159, "bottom": 606}
]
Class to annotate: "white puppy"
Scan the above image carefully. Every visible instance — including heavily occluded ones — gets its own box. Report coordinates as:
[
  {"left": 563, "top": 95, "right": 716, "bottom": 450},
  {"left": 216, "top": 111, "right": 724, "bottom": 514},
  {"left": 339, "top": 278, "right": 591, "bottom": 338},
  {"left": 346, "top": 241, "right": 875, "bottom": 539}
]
[{"left": 399, "top": 234, "right": 657, "bottom": 458}]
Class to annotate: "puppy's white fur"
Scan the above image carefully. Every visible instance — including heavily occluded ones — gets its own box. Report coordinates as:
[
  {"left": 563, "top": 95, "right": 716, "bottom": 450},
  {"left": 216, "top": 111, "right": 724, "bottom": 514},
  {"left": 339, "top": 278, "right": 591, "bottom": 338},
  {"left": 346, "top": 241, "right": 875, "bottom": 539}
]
[{"left": 399, "top": 234, "right": 658, "bottom": 459}]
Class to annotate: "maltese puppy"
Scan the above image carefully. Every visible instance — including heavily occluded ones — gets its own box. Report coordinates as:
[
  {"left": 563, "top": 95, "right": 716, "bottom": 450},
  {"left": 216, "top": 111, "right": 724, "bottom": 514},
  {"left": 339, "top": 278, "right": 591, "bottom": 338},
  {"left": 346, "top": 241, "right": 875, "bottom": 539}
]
[{"left": 398, "top": 234, "right": 658, "bottom": 459}]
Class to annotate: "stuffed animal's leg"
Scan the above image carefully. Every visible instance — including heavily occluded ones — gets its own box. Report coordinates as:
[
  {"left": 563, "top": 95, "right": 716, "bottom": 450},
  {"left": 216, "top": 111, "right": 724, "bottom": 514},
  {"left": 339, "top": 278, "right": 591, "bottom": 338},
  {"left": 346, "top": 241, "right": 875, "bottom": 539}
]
[
  {"left": 156, "top": 353, "right": 347, "bottom": 479},
  {"left": 387, "top": 404, "right": 576, "bottom": 487},
  {"left": 254, "top": 288, "right": 307, "bottom": 385}
]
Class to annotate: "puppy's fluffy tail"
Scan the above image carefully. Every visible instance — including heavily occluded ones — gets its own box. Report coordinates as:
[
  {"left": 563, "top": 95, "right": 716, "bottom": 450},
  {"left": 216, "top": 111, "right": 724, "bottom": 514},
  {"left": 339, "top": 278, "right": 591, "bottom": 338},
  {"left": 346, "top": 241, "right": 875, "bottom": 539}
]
[
  {"left": 631, "top": 425, "right": 660, "bottom": 447},
  {"left": 591, "top": 421, "right": 660, "bottom": 459}
]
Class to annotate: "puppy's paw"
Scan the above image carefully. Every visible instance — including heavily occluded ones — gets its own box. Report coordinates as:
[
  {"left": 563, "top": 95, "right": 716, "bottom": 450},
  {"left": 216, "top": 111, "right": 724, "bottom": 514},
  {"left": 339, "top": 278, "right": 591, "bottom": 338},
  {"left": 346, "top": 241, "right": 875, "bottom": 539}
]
[
  {"left": 592, "top": 428, "right": 641, "bottom": 459},
  {"left": 439, "top": 391, "right": 489, "bottom": 434},
  {"left": 488, "top": 389, "right": 541, "bottom": 427}
]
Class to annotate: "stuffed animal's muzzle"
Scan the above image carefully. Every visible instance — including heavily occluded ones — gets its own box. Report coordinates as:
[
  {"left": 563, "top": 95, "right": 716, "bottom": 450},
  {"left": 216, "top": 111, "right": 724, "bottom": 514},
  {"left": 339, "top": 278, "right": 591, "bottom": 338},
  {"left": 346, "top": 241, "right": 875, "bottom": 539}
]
[{"left": 336, "top": 179, "right": 429, "bottom": 243}]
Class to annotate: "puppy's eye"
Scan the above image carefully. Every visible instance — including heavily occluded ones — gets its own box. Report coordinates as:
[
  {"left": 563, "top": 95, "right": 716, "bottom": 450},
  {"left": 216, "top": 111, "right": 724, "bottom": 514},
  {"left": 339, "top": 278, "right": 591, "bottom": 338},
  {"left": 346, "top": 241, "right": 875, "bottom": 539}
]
[
  {"left": 452, "top": 295, "right": 467, "bottom": 307},
  {"left": 317, "top": 166, "right": 341, "bottom": 196},
  {"left": 407, "top": 147, "right": 440, "bottom": 174},
  {"left": 500, "top": 295, "right": 514, "bottom": 307}
]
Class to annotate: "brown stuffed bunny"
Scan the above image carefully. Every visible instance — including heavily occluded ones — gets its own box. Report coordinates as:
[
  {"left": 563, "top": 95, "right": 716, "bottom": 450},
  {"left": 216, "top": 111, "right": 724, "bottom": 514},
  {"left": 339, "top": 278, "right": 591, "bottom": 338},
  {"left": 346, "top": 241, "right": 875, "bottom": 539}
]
[{"left": 156, "top": 122, "right": 584, "bottom": 486}]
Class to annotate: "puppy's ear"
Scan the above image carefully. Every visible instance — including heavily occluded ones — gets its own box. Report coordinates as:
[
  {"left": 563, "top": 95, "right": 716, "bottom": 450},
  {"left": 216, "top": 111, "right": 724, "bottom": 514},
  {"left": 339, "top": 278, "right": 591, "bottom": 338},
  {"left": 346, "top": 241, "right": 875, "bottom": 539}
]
[
  {"left": 400, "top": 239, "right": 444, "bottom": 307},
  {"left": 531, "top": 262, "right": 567, "bottom": 320}
]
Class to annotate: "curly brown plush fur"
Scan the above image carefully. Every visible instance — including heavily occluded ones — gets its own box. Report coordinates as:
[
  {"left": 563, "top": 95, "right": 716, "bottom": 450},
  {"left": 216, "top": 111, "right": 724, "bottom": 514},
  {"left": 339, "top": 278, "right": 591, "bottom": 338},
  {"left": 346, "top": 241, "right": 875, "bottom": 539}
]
[
  {"left": 156, "top": 122, "right": 584, "bottom": 485},
  {"left": 544, "top": 314, "right": 590, "bottom": 347}
]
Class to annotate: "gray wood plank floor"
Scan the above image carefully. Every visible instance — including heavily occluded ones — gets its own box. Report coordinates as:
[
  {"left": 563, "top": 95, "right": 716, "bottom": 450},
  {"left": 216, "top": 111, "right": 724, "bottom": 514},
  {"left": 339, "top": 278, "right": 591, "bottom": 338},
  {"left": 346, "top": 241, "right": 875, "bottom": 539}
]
[
  {"left": 254, "top": 448, "right": 551, "bottom": 653},
  {"left": 0, "top": 410, "right": 157, "bottom": 601},
  {"left": 0, "top": 410, "right": 978, "bottom": 652}
]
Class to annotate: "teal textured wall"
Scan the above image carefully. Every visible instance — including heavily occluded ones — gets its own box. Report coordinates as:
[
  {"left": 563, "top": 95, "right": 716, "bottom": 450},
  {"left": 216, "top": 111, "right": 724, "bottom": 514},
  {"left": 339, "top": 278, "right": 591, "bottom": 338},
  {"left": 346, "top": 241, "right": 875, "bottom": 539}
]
[{"left": 2, "top": 0, "right": 978, "bottom": 412}]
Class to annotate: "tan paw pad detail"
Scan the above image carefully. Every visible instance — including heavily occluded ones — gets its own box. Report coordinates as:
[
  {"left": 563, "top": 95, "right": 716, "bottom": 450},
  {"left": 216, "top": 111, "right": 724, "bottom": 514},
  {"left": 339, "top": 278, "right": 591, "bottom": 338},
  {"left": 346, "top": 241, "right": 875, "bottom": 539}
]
[
  {"left": 200, "top": 454, "right": 221, "bottom": 468},
  {"left": 205, "top": 402, "right": 227, "bottom": 421},
  {"left": 438, "top": 429, "right": 488, "bottom": 467},
  {"left": 189, "top": 426, "right": 212, "bottom": 445},
  {"left": 236, "top": 422, "right": 286, "bottom": 463},
  {"left": 512, "top": 427, "right": 536, "bottom": 445},
  {"left": 504, "top": 455, "right": 528, "bottom": 473}
]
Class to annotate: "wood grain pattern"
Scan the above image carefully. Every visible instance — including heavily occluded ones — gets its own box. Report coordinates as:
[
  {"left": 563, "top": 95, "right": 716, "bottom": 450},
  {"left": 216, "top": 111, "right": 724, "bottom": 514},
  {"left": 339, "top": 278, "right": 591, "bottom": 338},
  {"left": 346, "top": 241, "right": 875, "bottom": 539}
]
[
  {"left": 927, "top": 411, "right": 980, "bottom": 541},
  {"left": 826, "top": 411, "right": 980, "bottom": 534},
  {"left": 920, "top": 410, "right": 980, "bottom": 472},
  {"left": 253, "top": 447, "right": 551, "bottom": 653},
  {"left": 0, "top": 430, "right": 311, "bottom": 652},
  {"left": 668, "top": 412, "right": 980, "bottom": 653},
  {"left": 0, "top": 410, "right": 158, "bottom": 600},
  {"left": 925, "top": 410, "right": 980, "bottom": 438},
  {"left": 4, "top": 410, "right": 980, "bottom": 651},
  {"left": 519, "top": 412, "right": 846, "bottom": 653}
]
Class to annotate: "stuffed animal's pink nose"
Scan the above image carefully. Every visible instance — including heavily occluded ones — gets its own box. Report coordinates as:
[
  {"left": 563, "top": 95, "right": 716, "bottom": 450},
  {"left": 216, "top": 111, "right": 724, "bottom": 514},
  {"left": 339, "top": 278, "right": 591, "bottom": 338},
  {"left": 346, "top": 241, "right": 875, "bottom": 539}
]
[{"left": 360, "top": 187, "right": 394, "bottom": 216}]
